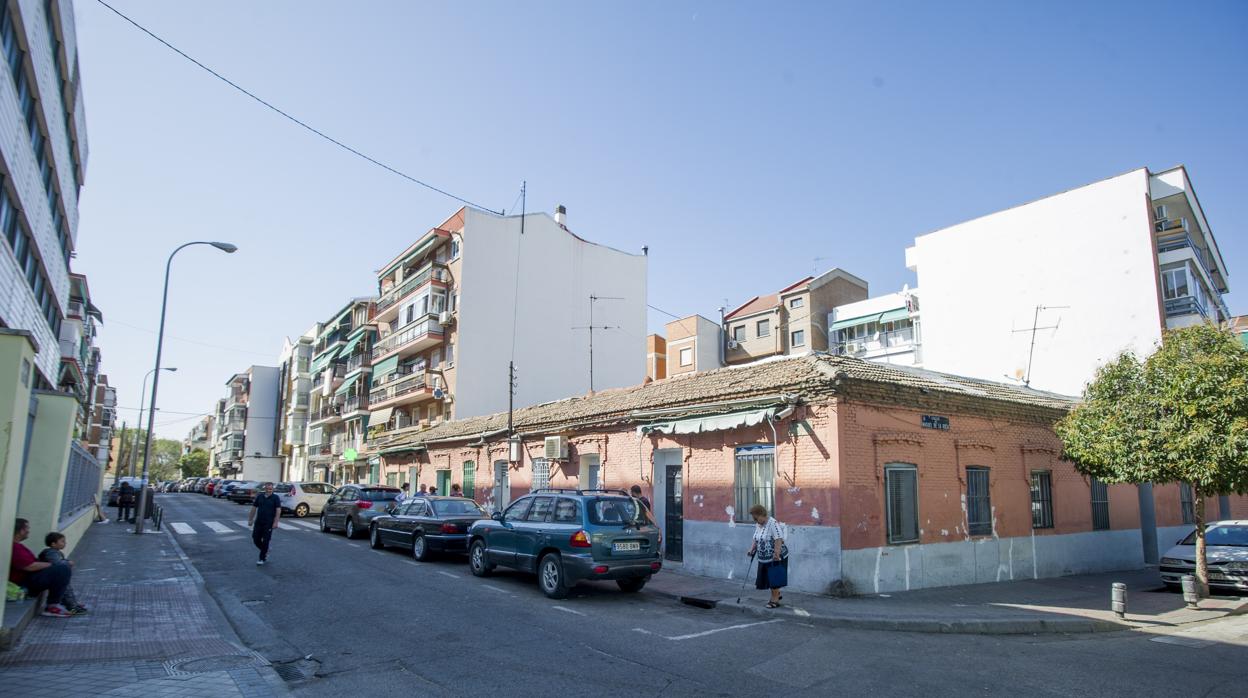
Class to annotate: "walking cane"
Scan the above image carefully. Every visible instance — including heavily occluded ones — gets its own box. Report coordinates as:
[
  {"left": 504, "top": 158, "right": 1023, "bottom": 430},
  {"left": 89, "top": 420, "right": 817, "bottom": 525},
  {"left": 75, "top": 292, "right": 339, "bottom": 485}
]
[{"left": 737, "top": 553, "right": 756, "bottom": 604}]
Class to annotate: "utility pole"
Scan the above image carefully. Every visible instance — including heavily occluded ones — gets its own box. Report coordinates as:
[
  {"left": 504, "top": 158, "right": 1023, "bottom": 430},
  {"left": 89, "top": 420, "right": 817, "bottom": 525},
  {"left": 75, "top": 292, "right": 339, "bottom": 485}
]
[
  {"left": 116, "top": 421, "right": 127, "bottom": 484},
  {"left": 573, "top": 294, "right": 622, "bottom": 393}
]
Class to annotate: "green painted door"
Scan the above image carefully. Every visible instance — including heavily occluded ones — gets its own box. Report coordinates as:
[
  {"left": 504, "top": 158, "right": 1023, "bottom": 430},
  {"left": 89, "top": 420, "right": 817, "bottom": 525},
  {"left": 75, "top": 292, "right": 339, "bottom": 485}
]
[
  {"left": 370, "top": 461, "right": 380, "bottom": 484},
  {"left": 436, "top": 470, "right": 450, "bottom": 496}
]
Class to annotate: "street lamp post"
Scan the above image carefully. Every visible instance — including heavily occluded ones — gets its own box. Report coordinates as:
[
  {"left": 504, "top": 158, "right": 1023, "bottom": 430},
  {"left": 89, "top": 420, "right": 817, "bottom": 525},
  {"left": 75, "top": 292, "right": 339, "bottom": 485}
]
[
  {"left": 128, "top": 367, "right": 177, "bottom": 479},
  {"left": 135, "top": 241, "right": 237, "bottom": 534}
]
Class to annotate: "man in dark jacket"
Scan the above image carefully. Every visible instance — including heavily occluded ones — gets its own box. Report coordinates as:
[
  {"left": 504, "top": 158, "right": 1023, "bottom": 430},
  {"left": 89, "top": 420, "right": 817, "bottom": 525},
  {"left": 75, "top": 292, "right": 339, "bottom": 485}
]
[
  {"left": 247, "top": 482, "right": 281, "bottom": 566},
  {"left": 116, "top": 482, "right": 136, "bottom": 523}
]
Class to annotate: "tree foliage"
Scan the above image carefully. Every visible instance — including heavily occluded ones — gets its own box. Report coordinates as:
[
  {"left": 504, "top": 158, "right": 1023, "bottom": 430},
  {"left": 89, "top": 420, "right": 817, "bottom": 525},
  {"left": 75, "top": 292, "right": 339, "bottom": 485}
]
[
  {"left": 1056, "top": 323, "right": 1248, "bottom": 593},
  {"left": 178, "top": 449, "right": 210, "bottom": 478}
]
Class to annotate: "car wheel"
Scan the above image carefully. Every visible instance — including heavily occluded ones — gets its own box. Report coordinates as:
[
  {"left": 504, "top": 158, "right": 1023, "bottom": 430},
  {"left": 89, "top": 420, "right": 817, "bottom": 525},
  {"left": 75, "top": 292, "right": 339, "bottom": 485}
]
[
  {"left": 295, "top": 503, "right": 310, "bottom": 518},
  {"left": 370, "top": 525, "right": 384, "bottom": 549},
  {"left": 412, "top": 534, "right": 431, "bottom": 562},
  {"left": 345, "top": 518, "right": 357, "bottom": 539},
  {"left": 538, "top": 553, "right": 569, "bottom": 599},
  {"left": 617, "top": 577, "right": 648, "bottom": 593},
  {"left": 469, "top": 540, "right": 494, "bottom": 577},
  {"left": 319, "top": 514, "right": 331, "bottom": 533}
]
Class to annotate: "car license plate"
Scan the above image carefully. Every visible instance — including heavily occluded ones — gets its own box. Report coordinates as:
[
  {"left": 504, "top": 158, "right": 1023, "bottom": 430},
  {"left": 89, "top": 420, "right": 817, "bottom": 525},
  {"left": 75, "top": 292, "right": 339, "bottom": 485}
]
[
  {"left": 1209, "top": 572, "right": 1228, "bottom": 581},
  {"left": 613, "top": 541, "right": 641, "bottom": 553}
]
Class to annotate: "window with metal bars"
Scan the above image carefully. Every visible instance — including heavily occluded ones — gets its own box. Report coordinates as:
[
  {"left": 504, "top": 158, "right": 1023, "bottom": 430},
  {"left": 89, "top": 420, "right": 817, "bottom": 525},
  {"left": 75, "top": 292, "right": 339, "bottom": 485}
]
[
  {"left": 462, "top": 461, "right": 475, "bottom": 498},
  {"left": 733, "top": 446, "right": 774, "bottom": 522},
  {"left": 1030, "top": 471, "right": 1053, "bottom": 529},
  {"left": 530, "top": 458, "right": 550, "bottom": 492},
  {"left": 885, "top": 464, "right": 919, "bottom": 544},
  {"left": 966, "top": 467, "right": 992, "bottom": 536},
  {"left": 1179, "top": 483, "right": 1195, "bottom": 525},
  {"left": 1091, "top": 478, "right": 1110, "bottom": 530}
]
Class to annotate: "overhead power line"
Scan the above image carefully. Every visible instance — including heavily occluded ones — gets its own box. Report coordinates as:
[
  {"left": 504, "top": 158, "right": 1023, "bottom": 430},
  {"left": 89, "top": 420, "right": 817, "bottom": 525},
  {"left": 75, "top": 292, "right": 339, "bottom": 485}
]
[
  {"left": 107, "top": 318, "right": 276, "bottom": 358},
  {"left": 95, "top": 0, "right": 502, "bottom": 214}
]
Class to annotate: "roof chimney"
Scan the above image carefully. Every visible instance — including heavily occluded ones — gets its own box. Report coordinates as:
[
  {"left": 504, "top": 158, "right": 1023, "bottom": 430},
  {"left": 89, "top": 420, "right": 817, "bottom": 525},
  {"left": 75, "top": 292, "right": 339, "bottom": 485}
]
[{"left": 555, "top": 205, "right": 567, "bottom": 226}]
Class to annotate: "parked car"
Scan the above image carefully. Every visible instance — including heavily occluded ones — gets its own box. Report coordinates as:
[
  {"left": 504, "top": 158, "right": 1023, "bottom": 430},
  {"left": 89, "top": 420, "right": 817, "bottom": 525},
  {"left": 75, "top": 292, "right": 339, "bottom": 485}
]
[
  {"left": 203, "top": 478, "right": 221, "bottom": 496},
  {"left": 466, "top": 489, "right": 662, "bottom": 599},
  {"left": 276, "top": 482, "right": 335, "bottom": 518},
  {"left": 194, "top": 478, "right": 211, "bottom": 494},
  {"left": 229, "top": 481, "right": 261, "bottom": 504},
  {"left": 214, "top": 480, "right": 241, "bottom": 499},
  {"left": 1160, "top": 520, "right": 1248, "bottom": 592},
  {"left": 319, "top": 485, "right": 402, "bottom": 539},
  {"left": 369, "top": 496, "right": 489, "bottom": 560}
]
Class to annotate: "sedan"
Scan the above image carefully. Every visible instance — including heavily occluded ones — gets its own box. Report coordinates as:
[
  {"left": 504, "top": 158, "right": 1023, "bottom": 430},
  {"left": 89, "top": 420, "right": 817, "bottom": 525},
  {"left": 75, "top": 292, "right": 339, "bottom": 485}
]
[
  {"left": 1160, "top": 520, "right": 1248, "bottom": 592},
  {"left": 214, "top": 480, "right": 242, "bottom": 499},
  {"left": 319, "top": 485, "right": 401, "bottom": 539},
  {"left": 370, "top": 496, "right": 489, "bottom": 560},
  {"left": 229, "top": 481, "right": 261, "bottom": 504}
]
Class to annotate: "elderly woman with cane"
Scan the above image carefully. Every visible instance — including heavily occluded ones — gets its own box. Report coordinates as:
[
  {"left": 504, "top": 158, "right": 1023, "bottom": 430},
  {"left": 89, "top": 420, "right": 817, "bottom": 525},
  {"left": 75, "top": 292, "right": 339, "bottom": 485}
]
[{"left": 746, "top": 504, "right": 788, "bottom": 607}]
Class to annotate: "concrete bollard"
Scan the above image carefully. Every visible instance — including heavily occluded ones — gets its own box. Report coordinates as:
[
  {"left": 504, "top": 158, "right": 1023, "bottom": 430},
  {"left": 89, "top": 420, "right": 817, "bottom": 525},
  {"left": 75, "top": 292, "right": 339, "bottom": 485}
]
[
  {"left": 1110, "top": 582, "right": 1127, "bottom": 619},
  {"left": 1180, "top": 575, "right": 1199, "bottom": 608}
]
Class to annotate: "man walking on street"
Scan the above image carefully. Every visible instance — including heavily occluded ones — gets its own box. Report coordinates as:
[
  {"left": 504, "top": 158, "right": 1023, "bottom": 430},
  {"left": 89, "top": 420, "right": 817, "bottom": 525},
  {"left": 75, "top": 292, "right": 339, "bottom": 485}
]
[{"left": 247, "top": 482, "right": 281, "bottom": 566}]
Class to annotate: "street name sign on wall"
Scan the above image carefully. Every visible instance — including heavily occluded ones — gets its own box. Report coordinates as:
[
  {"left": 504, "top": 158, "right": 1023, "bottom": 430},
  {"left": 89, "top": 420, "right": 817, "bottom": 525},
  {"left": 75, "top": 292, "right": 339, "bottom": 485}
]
[{"left": 921, "top": 415, "right": 950, "bottom": 430}]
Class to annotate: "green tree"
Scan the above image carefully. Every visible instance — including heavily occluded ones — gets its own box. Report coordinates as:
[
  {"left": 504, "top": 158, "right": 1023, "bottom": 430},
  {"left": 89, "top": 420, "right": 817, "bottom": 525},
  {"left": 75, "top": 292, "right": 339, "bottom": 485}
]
[
  {"left": 178, "top": 449, "right": 210, "bottom": 478},
  {"left": 1056, "top": 323, "right": 1248, "bottom": 595}
]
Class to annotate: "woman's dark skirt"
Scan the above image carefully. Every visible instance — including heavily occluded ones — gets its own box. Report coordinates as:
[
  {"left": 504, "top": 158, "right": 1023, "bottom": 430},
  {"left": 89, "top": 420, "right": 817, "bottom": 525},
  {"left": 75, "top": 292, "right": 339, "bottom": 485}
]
[{"left": 755, "top": 557, "right": 789, "bottom": 590}]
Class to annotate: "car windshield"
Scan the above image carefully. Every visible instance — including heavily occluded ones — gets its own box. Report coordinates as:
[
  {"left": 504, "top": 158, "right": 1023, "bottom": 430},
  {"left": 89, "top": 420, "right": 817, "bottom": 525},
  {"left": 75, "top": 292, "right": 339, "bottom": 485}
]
[
  {"left": 1181, "top": 525, "right": 1248, "bottom": 547},
  {"left": 273, "top": 484, "right": 293, "bottom": 494},
  {"left": 587, "top": 497, "right": 651, "bottom": 526},
  {"left": 433, "top": 500, "right": 484, "bottom": 516},
  {"left": 360, "top": 489, "right": 400, "bottom": 501}
]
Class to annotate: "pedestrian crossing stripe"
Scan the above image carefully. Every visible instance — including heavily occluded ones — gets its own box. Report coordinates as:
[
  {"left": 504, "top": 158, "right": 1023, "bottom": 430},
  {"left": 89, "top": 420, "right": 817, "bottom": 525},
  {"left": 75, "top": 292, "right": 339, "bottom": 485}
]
[
  {"left": 287, "top": 520, "right": 320, "bottom": 531},
  {"left": 169, "top": 522, "right": 195, "bottom": 535},
  {"left": 167, "top": 519, "right": 320, "bottom": 535},
  {"left": 203, "top": 521, "right": 232, "bottom": 533}
]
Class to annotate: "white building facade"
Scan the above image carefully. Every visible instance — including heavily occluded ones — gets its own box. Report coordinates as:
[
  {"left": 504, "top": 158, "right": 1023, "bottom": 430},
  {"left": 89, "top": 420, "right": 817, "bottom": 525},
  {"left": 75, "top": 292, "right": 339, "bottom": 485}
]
[
  {"left": 904, "top": 166, "right": 1229, "bottom": 396},
  {"left": 828, "top": 289, "right": 921, "bottom": 367},
  {"left": 212, "top": 366, "right": 281, "bottom": 482}
]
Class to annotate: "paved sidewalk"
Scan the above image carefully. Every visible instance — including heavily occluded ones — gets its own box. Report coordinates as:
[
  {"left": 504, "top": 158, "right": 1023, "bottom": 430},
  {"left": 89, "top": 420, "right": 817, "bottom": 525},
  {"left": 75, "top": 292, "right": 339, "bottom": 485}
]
[
  {"left": 647, "top": 565, "right": 1248, "bottom": 634},
  {"left": 0, "top": 516, "right": 288, "bottom": 697}
]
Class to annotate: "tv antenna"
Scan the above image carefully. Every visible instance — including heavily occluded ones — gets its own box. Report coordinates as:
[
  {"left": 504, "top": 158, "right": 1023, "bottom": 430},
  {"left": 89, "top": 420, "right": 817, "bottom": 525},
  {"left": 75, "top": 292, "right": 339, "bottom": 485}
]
[
  {"left": 1012, "top": 305, "right": 1069, "bottom": 387},
  {"left": 572, "top": 294, "right": 623, "bottom": 392}
]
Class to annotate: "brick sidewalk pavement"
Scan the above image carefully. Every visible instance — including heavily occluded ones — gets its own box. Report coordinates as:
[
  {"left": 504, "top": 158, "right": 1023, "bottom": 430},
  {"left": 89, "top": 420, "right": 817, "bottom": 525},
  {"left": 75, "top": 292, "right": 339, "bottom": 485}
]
[{"left": 0, "top": 517, "right": 287, "bottom": 697}]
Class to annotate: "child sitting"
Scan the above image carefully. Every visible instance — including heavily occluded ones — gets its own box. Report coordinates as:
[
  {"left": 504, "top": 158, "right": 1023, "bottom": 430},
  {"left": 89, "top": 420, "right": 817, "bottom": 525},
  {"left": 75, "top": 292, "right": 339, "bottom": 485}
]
[{"left": 38, "top": 532, "right": 86, "bottom": 615}]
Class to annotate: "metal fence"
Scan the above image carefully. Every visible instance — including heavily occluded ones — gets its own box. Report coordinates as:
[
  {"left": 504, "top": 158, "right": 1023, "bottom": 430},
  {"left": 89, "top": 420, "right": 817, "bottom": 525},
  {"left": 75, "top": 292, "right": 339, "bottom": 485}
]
[{"left": 59, "top": 441, "right": 101, "bottom": 524}]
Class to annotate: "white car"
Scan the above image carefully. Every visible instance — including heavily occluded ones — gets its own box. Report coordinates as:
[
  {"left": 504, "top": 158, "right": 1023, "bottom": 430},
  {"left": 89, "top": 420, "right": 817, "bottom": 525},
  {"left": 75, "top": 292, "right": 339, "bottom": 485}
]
[
  {"left": 276, "top": 482, "right": 336, "bottom": 518},
  {"left": 1160, "top": 520, "right": 1248, "bottom": 592}
]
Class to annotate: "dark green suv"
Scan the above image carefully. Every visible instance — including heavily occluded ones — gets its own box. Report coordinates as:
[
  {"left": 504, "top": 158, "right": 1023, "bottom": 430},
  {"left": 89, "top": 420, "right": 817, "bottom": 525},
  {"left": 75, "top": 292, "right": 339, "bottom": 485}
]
[{"left": 467, "top": 489, "right": 662, "bottom": 599}]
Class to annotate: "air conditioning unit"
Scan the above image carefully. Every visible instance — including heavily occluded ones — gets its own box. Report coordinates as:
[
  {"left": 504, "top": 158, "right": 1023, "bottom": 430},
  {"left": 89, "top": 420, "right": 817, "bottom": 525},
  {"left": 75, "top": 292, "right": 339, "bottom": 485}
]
[
  {"left": 544, "top": 435, "right": 568, "bottom": 460},
  {"left": 727, "top": 339, "right": 739, "bottom": 350},
  {"left": 438, "top": 311, "right": 452, "bottom": 326}
]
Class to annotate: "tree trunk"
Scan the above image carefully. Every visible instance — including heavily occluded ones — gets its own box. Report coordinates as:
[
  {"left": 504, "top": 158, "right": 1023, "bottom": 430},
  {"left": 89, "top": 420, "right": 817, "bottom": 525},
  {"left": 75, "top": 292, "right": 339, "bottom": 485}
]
[{"left": 1194, "top": 492, "right": 1209, "bottom": 598}]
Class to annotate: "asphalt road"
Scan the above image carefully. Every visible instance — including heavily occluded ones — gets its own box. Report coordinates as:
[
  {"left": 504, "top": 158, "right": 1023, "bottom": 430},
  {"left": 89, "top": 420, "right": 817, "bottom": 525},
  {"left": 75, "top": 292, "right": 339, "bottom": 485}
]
[{"left": 159, "top": 493, "right": 1246, "bottom": 697}]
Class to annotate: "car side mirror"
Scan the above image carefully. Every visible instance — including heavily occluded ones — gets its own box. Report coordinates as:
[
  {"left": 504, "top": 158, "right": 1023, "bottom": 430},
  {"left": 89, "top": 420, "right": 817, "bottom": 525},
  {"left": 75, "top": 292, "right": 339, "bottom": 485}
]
[{"left": 491, "top": 511, "right": 504, "bottom": 522}]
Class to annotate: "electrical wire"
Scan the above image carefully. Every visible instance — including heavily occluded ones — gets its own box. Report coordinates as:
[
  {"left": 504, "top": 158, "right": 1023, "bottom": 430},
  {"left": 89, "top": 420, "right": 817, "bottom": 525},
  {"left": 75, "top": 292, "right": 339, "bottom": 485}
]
[
  {"left": 648, "top": 304, "right": 682, "bottom": 320},
  {"left": 107, "top": 318, "right": 276, "bottom": 358},
  {"left": 94, "top": 0, "right": 502, "bottom": 215}
]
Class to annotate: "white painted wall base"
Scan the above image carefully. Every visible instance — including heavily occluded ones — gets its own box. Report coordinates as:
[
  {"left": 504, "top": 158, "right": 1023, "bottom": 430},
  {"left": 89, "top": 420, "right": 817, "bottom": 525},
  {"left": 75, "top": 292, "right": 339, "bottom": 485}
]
[
  {"left": 841, "top": 529, "right": 1146, "bottom": 595},
  {"left": 1155, "top": 525, "right": 1194, "bottom": 559},
  {"left": 679, "top": 519, "right": 842, "bottom": 595}
]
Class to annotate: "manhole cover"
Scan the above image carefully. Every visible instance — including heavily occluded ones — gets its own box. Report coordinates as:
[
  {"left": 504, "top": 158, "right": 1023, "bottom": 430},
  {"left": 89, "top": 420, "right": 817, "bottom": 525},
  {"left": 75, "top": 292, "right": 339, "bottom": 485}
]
[
  {"left": 168, "top": 654, "right": 258, "bottom": 673},
  {"left": 273, "top": 658, "right": 321, "bottom": 683}
]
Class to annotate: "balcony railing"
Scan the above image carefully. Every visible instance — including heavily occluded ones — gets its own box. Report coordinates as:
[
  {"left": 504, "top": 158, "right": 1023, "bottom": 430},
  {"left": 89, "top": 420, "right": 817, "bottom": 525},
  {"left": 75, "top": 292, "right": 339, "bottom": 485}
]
[
  {"left": 220, "top": 419, "right": 246, "bottom": 433},
  {"left": 312, "top": 402, "right": 343, "bottom": 422},
  {"left": 369, "top": 371, "right": 428, "bottom": 405},
  {"left": 1157, "top": 230, "right": 1223, "bottom": 292},
  {"left": 832, "top": 327, "right": 918, "bottom": 357},
  {"left": 345, "top": 353, "right": 368, "bottom": 373},
  {"left": 372, "top": 316, "right": 442, "bottom": 359},
  {"left": 377, "top": 263, "right": 449, "bottom": 313},
  {"left": 1164, "top": 296, "right": 1208, "bottom": 319},
  {"left": 344, "top": 395, "right": 366, "bottom": 414}
]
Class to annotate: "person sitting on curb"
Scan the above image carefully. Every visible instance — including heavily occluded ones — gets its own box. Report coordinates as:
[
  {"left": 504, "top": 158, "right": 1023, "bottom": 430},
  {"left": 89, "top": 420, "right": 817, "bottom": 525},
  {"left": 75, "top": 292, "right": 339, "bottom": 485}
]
[
  {"left": 38, "top": 532, "right": 87, "bottom": 615},
  {"left": 9, "top": 518, "right": 74, "bottom": 618}
]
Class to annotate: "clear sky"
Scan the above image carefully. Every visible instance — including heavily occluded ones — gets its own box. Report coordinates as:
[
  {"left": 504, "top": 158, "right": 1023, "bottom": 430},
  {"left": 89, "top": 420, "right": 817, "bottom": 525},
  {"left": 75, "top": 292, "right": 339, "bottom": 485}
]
[{"left": 72, "top": 1, "right": 1247, "bottom": 441}]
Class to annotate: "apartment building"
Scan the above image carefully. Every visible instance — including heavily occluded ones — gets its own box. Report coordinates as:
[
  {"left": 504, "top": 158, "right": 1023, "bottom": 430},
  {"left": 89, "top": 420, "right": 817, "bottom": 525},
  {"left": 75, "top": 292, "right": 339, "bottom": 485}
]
[
  {"left": 0, "top": 0, "right": 96, "bottom": 638},
  {"left": 645, "top": 334, "right": 666, "bottom": 381},
  {"left": 664, "top": 314, "right": 721, "bottom": 376},
  {"left": 211, "top": 366, "right": 280, "bottom": 481},
  {"left": 84, "top": 374, "right": 115, "bottom": 467},
  {"left": 366, "top": 206, "right": 646, "bottom": 480},
  {"left": 905, "top": 165, "right": 1230, "bottom": 396},
  {"left": 827, "top": 288, "right": 922, "bottom": 367},
  {"left": 275, "top": 329, "right": 314, "bottom": 481},
  {"left": 183, "top": 414, "right": 213, "bottom": 455},
  {"left": 723, "top": 268, "right": 867, "bottom": 365},
  {"left": 306, "top": 300, "right": 375, "bottom": 484}
]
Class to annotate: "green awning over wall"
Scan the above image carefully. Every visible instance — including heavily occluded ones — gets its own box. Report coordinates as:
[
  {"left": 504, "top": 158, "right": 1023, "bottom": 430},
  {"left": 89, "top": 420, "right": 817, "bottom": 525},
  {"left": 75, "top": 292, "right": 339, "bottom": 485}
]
[
  {"left": 334, "top": 373, "right": 361, "bottom": 396},
  {"left": 371, "top": 355, "right": 399, "bottom": 385},
  {"left": 878, "top": 308, "right": 910, "bottom": 324},
  {"left": 311, "top": 346, "right": 341, "bottom": 373},
  {"left": 638, "top": 407, "right": 778, "bottom": 436},
  {"left": 830, "top": 307, "right": 908, "bottom": 330},
  {"left": 339, "top": 334, "right": 364, "bottom": 357}
]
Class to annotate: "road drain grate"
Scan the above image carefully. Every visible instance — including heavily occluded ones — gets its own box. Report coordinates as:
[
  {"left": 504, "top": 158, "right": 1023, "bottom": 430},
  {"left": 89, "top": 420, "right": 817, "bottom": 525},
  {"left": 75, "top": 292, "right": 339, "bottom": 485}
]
[
  {"left": 167, "top": 654, "right": 262, "bottom": 674},
  {"left": 273, "top": 658, "right": 321, "bottom": 683}
]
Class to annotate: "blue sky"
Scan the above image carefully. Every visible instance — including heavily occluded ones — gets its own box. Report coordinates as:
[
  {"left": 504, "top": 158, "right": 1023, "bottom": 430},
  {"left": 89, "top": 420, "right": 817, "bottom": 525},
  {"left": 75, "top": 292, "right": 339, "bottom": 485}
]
[{"left": 72, "top": 1, "right": 1247, "bottom": 440}]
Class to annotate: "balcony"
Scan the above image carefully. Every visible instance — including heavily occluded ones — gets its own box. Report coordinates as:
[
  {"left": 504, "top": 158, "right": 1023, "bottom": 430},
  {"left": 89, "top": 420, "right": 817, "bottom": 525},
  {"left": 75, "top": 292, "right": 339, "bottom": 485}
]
[
  {"left": 345, "top": 353, "right": 369, "bottom": 373},
  {"left": 376, "top": 263, "right": 450, "bottom": 319},
  {"left": 343, "top": 394, "right": 367, "bottom": 414},
  {"left": 220, "top": 419, "right": 246, "bottom": 434},
  {"left": 1157, "top": 229, "right": 1225, "bottom": 294},
  {"left": 368, "top": 370, "right": 433, "bottom": 407},
  {"left": 67, "top": 300, "right": 84, "bottom": 318},
  {"left": 1164, "top": 295, "right": 1207, "bottom": 319},
  {"left": 832, "top": 326, "right": 918, "bottom": 358},
  {"left": 372, "top": 316, "right": 443, "bottom": 360},
  {"left": 311, "top": 402, "right": 344, "bottom": 425}
]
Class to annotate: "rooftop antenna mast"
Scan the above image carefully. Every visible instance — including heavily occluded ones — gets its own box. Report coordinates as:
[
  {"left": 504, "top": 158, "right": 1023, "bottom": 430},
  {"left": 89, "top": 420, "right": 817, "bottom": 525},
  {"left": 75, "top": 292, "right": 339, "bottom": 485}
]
[
  {"left": 573, "top": 294, "right": 623, "bottom": 393},
  {"left": 1012, "top": 305, "right": 1068, "bottom": 387}
]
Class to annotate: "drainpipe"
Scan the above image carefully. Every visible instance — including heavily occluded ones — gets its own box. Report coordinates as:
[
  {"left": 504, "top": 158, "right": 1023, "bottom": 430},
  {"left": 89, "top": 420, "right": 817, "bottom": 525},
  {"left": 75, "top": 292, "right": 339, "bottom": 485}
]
[{"left": 718, "top": 306, "right": 726, "bottom": 367}]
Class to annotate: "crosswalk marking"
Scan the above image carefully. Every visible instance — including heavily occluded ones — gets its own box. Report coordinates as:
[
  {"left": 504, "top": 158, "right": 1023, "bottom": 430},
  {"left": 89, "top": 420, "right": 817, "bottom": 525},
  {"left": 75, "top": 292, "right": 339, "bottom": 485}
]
[
  {"left": 168, "top": 519, "right": 323, "bottom": 536},
  {"left": 233, "top": 521, "right": 251, "bottom": 529},
  {"left": 203, "top": 521, "right": 233, "bottom": 533},
  {"left": 169, "top": 522, "right": 196, "bottom": 535},
  {"left": 288, "top": 520, "right": 320, "bottom": 531}
]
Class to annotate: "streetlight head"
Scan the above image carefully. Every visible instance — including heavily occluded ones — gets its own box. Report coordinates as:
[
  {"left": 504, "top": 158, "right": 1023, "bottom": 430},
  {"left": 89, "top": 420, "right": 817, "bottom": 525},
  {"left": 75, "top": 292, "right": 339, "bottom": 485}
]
[
  {"left": 210, "top": 242, "right": 238, "bottom": 253},
  {"left": 164, "top": 367, "right": 178, "bottom": 372}
]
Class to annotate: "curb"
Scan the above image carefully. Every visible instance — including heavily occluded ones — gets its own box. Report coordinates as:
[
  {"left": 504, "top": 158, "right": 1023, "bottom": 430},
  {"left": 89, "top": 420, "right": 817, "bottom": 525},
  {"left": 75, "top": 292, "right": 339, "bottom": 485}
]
[{"left": 646, "top": 586, "right": 1130, "bottom": 635}]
